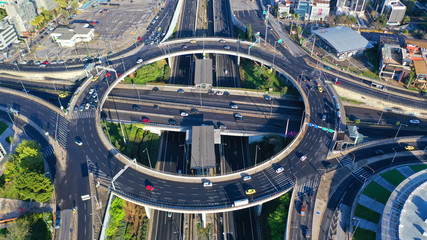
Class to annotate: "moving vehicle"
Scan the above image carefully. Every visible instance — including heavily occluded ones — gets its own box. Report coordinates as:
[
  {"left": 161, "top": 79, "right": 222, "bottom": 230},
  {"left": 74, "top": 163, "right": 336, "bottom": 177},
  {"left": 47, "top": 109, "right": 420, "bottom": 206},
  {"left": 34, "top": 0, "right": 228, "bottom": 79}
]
[
  {"left": 245, "top": 189, "right": 256, "bottom": 195},
  {"left": 105, "top": 72, "right": 111, "bottom": 77},
  {"left": 322, "top": 114, "right": 327, "bottom": 121},
  {"left": 318, "top": 87, "right": 323, "bottom": 93},
  {"left": 181, "top": 111, "right": 188, "bottom": 116},
  {"left": 191, "top": 108, "right": 200, "bottom": 113},
  {"left": 75, "top": 136, "right": 83, "bottom": 146},
  {"left": 224, "top": 45, "right": 230, "bottom": 49},
  {"left": 275, "top": 165, "right": 284, "bottom": 173},
  {"left": 409, "top": 119, "right": 420, "bottom": 124},
  {"left": 242, "top": 175, "right": 252, "bottom": 181},
  {"left": 132, "top": 104, "right": 140, "bottom": 111},
  {"left": 142, "top": 118, "right": 150, "bottom": 123},
  {"left": 405, "top": 146, "right": 414, "bottom": 150},
  {"left": 216, "top": 91, "right": 223, "bottom": 95},
  {"left": 145, "top": 185, "right": 154, "bottom": 191},
  {"left": 177, "top": 89, "right": 184, "bottom": 93},
  {"left": 136, "top": 58, "right": 143, "bottom": 64},
  {"left": 190, "top": 40, "right": 197, "bottom": 43},
  {"left": 203, "top": 181, "right": 212, "bottom": 187},
  {"left": 230, "top": 103, "right": 238, "bottom": 109},
  {"left": 301, "top": 205, "right": 306, "bottom": 216},
  {"left": 264, "top": 95, "right": 272, "bottom": 101},
  {"left": 234, "top": 113, "right": 242, "bottom": 118},
  {"left": 92, "top": 76, "right": 98, "bottom": 82},
  {"left": 300, "top": 155, "right": 307, "bottom": 161}
]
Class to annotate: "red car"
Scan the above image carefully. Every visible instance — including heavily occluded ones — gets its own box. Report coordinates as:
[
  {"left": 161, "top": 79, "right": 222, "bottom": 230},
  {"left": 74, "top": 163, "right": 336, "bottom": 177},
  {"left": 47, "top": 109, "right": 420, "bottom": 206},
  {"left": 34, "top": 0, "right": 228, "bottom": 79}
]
[
  {"left": 301, "top": 205, "right": 306, "bottom": 216},
  {"left": 137, "top": 37, "right": 142, "bottom": 41},
  {"left": 336, "top": 81, "right": 341, "bottom": 85},
  {"left": 142, "top": 118, "right": 150, "bottom": 123},
  {"left": 42, "top": 61, "right": 49, "bottom": 65},
  {"left": 117, "top": 73, "right": 121, "bottom": 77},
  {"left": 105, "top": 72, "right": 111, "bottom": 77},
  {"left": 146, "top": 185, "right": 154, "bottom": 191}
]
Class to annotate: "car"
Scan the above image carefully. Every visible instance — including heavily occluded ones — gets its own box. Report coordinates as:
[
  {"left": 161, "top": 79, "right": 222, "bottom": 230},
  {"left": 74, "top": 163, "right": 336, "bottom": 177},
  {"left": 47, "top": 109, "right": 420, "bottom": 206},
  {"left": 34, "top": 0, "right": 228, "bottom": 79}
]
[
  {"left": 216, "top": 91, "right": 223, "bottom": 95},
  {"left": 154, "top": 105, "right": 160, "bottom": 110},
  {"left": 27, "top": 60, "right": 34, "bottom": 65},
  {"left": 105, "top": 72, "right": 111, "bottom": 77},
  {"left": 234, "top": 113, "right": 242, "bottom": 118},
  {"left": 409, "top": 119, "right": 420, "bottom": 124},
  {"left": 85, "top": 103, "right": 90, "bottom": 110},
  {"left": 318, "top": 87, "right": 323, "bottom": 93},
  {"left": 224, "top": 45, "right": 230, "bottom": 50},
  {"left": 59, "top": 93, "right": 67, "bottom": 98},
  {"left": 74, "top": 106, "right": 78, "bottom": 113},
  {"left": 301, "top": 205, "right": 306, "bottom": 216},
  {"left": 182, "top": 45, "right": 188, "bottom": 49},
  {"left": 75, "top": 58, "right": 81, "bottom": 62},
  {"left": 203, "top": 181, "right": 212, "bottom": 187},
  {"left": 300, "top": 155, "right": 307, "bottom": 161},
  {"left": 223, "top": 91, "right": 230, "bottom": 96},
  {"left": 167, "top": 212, "right": 172, "bottom": 217},
  {"left": 152, "top": 87, "right": 159, "bottom": 91},
  {"left": 117, "top": 73, "right": 121, "bottom": 77},
  {"left": 322, "top": 114, "right": 327, "bottom": 121},
  {"left": 169, "top": 119, "right": 177, "bottom": 125},
  {"left": 107, "top": 51, "right": 113, "bottom": 56},
  {"left": 181, "top": 111, "right": 188, "bottom": 116},
  {"left": 75, "top": 136, "right": 83, "bottom": 146},
  {"left": 264, "top": 95, "right": 272, "bottom": 101},
  {"left": 374, "top": 149, "right": 384, "bottom": 155},
  {"left": 132, "top": 104, "right": 140, "bottom": 111},
  {"left": 219, "top": 39, "right": 225, "bottom": 43},
  {"left": 137, "top": 37, "right": 142, "bottom": 41},
  {"left": 242, "top": 175, "right": 252, "bottom": 181},
  {"left": 245, "top": 189, "right": 256, "bottom": 195},
  {"left": 178, "top": 169, "right": 182, "bottom": 175},
  {"left": 230, "top": 103, "right": 238, "bottom": 109},
  {"left": 405, "top": 145, "right": 415, "bottom": 150},
  {"left": 82, "top": 57, "right": 88, "bottom": 61},
  {"left": 88, "top": 88, "right": 95, "bottom": 95},
  {"left": 79, "top": 104, "right": 84, "bottom": 111},
  {"left": 66, "top": 59, "right": 73, "bottom": 63},
  {"left": 177, "top": 89, "right": 184, "bottom": 93},
  {"left": 42, "top": 60, "right": 48, "bottom": 65},
  {"left": 235, "top": 117, "right": 244, "bottom": 121},
  {"left": 224, "top": 69, "right": 228, "bottom": 75},
  {"left": 39, "top": 64, "right": 46, "bottom": 68},
  {"left": 22, "top": 89, "right": 29, "bottom": 93},
  {"left": 208, "top": 89, "right": 215, "bottom": 95},
  {"left": 92, "top": 92, "right": 98, "bottom": 98},
  {"left": 275, "top": 166, "right": 284, "bottom": 173},
  {"left": 190, "top": 40, "right": 197, "bottom": 43},
  {"left": 55, "top": 216, "right": 60, "bottom": 229},
  {"left": 335, "top": 81, "right": 341, "bottom": 85},
  {"left": 91, "top": 104, "right": 96, "bottom": 110},
  {"left": 305, "top": 227, "right": 310, "bottom": 238},
  {"left": 35, "top": 61, "right": 41, "bottom": 65},
  {"left": 136, "top": 58, "right": 143, "bottom": 64},
  {"left": 191, "top": 108, "right": 200, "bottom": 113},
  {"left": 145, "top": 185, "right": 154, "bottom": 191},
  {"left": 20, "top": 60, "right": 27, "bottom": 64},
  {"left": 58, "top": 60, "right": 64, "bottom": 64},
  {"left": 92, "top": 76, "right": 99, "bottom": 82},
  {"left": 50, "top": 60, "right": 57, "bottom": 64},
  {"left": 142, "top": 118, "right": 150, "bottom": 123}
]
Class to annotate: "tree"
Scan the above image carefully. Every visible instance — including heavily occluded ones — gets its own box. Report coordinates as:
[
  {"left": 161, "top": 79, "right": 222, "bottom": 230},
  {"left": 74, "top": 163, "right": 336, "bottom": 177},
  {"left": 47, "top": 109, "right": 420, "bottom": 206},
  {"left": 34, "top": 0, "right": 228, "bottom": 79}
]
[
  {"left": 15, "top": 172, "right": 53, "bottom": 202},
  {"left": 355, "top": 119, "right": 361, "bottom": 124},
  {"left": 0, "top": 217, "right": 31, "bottom": 240},
  {"left": 59, "top": 8, "right": 69, "bottom": 19},
  {"left": 70, "top": 0, "right": 79, "bottom": 11},
  {"left": 247, "top": 24, "right": 253, "bottom": 41},
  {"left": 402, "top": 15, "right": 410, "bottom": 24},
  {"left": 106, "top": 197, "right": 126, "bottom": 237}
]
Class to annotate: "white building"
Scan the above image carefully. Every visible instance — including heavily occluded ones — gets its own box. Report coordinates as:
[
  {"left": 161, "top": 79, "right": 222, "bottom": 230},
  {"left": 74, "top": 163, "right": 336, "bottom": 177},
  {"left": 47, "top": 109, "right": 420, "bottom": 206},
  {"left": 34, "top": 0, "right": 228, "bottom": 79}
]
[
  {"left": 278, "top": 2, "right": 291, "bottom": 18},
  {"left": 50, "top": 24, "right": 95, "bottom": 48},
  {"left": 383, "top": 0, "right": 406, "bottom": 25},
  {"left": 0, "top": 20, "right": 18, "bottom": 50},
  {"left": 34, "top": 0, "right": 57, "bottom": 12},
  {"left": 336, "top": 0, "right": 368, "bottom": 16},
  {"left": 309, "top": 0, "right": 330, "bottom": 21},
  {"left": 0, "top": 0, "right": 37, "bottom": 35}
]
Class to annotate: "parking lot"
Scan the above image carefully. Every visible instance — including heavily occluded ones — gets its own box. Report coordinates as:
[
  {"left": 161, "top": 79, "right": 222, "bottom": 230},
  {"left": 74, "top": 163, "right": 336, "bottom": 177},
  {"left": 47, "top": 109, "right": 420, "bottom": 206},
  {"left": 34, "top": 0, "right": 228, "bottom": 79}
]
[{"left": 32, "top": 0, "right": 164, "bottom": 62}]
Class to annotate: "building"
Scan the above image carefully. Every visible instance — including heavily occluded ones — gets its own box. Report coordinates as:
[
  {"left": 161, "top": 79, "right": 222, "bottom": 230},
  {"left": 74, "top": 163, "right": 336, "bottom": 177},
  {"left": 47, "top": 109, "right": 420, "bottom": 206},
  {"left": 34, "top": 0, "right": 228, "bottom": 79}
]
[
  {"left": 277, "top": 2, "right": 291, "bottom": 18},
  {"left": 309, "top": 0, "right": 330, "bottom": 21},
  {"left": 312, "top": 26, "right": 372, "bottom": 60},
  {"left": 50, "top": 23, "right": 95, "bottom": 47},
  {"left": 194, "top": 59, "right": 213, "bottom": 89},
  {"left": 405, "top": 39, "right": 427, "bottom": 61},
  {"left": 379, "top": 43, "right": 411, "bottom": 82},
  {"left": 383, "top": 0, "right": 406, "bottom": 25},
  {"left": 336, "top": 0, "right": 368, "bottom": 16},
  {"left": 413, "top": 60, "right": 427, "bottom": 89},
  {"left": 34, "top": 0, "right": 57, "bottom": 12},
  {"left": 0, "top": 20, "right": 18, "bottom": 50},
  {"left": 0, "top": 0, "right": 38, "bottom": 35}
]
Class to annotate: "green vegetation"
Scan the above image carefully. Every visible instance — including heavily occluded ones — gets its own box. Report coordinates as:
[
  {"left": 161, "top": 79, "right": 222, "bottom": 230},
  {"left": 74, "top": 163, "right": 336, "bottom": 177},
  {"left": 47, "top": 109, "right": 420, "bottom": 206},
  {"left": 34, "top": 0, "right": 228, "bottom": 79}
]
[
  {"left": 0, "top": 121, "right": 7, "bottom": 135},
  {"left": 260, "top": 192, "right": 291, "bottom": 240},
  {"left": 410, "top": 164, "right": 427, "bottom": 173},
  {"left": 0, "top": 212, "right": 52, "bottom": 240},
  {"left": 239, "top": 59, "right": 295, "bottom": 94},
  {"left": 354, "top": 204, "right": 381, "bottom": 223},
  {"left": 31, "top": 9, "right": 55, "bottom": 30},
  {"left": 196, "top": 223, "right": 211, "bottom": 240},
  {"left": 353, "top": 228, "right": 376, "bottom": 240},
  {"left": 234, "top": 26, "right": 248, "bottom": 41},
  {"left": 0, "top": 140, "right": 53, "bottom": 202},
  {"left": 381, "top": 169, "right": 406, "bottom": 187},
  {"left": 340, "top": 97, "right": 363, "bottom": 105},
  {"left": 362, "top": 181, "right": 391, "bottom": 205},
  {"left": 102, "top": 121, "right": 160, "bottom": 167},
  {"left": 122, "top": 60, "right": 170, "bottom": 85},
  {"left": 6, "top": 136, "right": 13, "bottom": 144},
  {"left": 246, "top": 24, "right": 254, "bottom": 41},
  {"left": 106, "top": 197, "right": 149, "bottom": 240},
  {"left": 0, "top": 9, "right": 6, "bottom": 22},
  {"left": 249, "top": 135, "right": 289, "bottom": 165}
]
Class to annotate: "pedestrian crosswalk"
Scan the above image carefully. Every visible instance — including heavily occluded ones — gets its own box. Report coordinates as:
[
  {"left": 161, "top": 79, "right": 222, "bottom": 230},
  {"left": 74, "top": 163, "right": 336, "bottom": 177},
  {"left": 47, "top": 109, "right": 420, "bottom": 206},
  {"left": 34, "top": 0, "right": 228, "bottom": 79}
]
[
  {"left": 56, "top": 116, "right": 68, "bottom": 149},
  {"left": 339, "top": 155, "right": 354, "bottom": 167},
  {"left": 71, "top": 110, "right": 96, "bottom": 120},
  {"left": 296, "top": 178, "right": 320, "bottom": 196},
  {"left": 352, "top": 167, "right": 372, "bottom": 182},
  {"left": 41, "top": 146, "right": 55, "bottom": 158}
]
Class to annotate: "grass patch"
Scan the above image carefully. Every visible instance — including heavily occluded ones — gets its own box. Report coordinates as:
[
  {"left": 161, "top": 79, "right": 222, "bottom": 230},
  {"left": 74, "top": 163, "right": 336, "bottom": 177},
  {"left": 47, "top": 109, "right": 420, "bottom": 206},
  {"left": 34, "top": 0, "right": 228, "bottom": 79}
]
[
  {"left": 353, "top": 228, "right": 376, "bottom": 240},
  {"left": 354, "top": 204, "right": 381, "bottom": 223},
  {"left": 364, "top": 46, "right": 380, "bottom": 71},
  {"left": 260, "top": 192, "right": 291, "bottom": 240},
  {"left": 239, "top": 59, "right": 296, "bottom": 94},
  {"left": 102, "top": 121, "right": 160, "bottom": 167},
  {"left": 122, "top": 60, "right": 170, "bottom": 85},
  {"left": 362, "top": 181, "right": 391, "bottom": 205},
  {"left": 196, "top": 222, "right": 211, "bottom": 240},
  {"left": 409, "top": 164, "right": 427, "bottom": 173},
  {"left": 340, "top": 97, "right": 363, "bottom": 105},
  {"left": 0, "top": 121, "right": 7, "bottom": 135},
  {"left": 381, "top": 169, "right": 406, "bottom": 187}
]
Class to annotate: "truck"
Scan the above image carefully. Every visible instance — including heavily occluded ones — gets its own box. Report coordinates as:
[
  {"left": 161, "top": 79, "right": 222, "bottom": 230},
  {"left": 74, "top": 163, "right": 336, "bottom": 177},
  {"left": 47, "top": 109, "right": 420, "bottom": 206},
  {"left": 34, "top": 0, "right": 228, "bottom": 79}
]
[{"left": 233, "top": 199, "right": 249, "bottom": 207}]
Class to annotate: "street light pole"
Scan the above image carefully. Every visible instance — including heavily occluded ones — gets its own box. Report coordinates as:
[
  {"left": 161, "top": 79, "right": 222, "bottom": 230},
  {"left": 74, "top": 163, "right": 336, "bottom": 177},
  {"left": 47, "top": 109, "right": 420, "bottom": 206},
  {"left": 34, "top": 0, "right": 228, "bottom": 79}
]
[
  {"left": 143, "top": 148, "right": 152, "bottom": 169},
  {"left": 19, "top": 81, "right": 28, "bottom": 94},
  {"left": 394, "top": 123, "right": 406, "bottom": 139},
  {"left": 255, "top": 145, "right": 261, "bottom": 165}
]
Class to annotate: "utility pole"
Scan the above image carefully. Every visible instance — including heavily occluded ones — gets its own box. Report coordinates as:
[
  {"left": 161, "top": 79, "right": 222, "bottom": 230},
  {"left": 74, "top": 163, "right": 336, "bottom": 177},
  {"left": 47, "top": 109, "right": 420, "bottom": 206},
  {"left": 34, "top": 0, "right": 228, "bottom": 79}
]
[{"left": 143, "top": 148, "right": 152, "bottom": 168}]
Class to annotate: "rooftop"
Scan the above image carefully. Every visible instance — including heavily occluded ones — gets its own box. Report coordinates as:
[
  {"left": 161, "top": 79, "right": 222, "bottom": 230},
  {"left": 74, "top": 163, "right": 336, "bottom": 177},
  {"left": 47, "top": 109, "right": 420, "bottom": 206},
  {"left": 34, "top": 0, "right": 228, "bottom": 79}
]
[
  {"left": 190, "top": 126, "right": 216, "bottom": 169},
  {"left": 194, "top": 59, "right": 213, "bottom": 86},
  {"left": 312, "top": 26, "right": 372, "bottom": 54},
  {"left": 406, "top": 39, "right": 427, "bottom": 49},
  {"left": 382, "top": 43, "right": 403, "bottom": 65},
  {"left": 414, "top": 60, "right": 427, "bottom": 75}
]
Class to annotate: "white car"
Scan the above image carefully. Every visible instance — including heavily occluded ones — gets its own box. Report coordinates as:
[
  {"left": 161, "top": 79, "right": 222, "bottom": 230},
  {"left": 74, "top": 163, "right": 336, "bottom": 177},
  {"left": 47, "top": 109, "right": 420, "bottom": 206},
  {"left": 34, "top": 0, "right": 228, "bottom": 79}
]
[
  {"left": 300, "top": 155, "right": 307, "bottom": 161},
  {"left": 275, "top": 167, "right": 284, "bottom": 173},
  {"left": 88, "top": 88, "right": 95, "bottom": 95},
  {"left": 234, "top": 113, "right": 242, "bottom": 118},
  {"left": 85, "top": 103, "right": 90, "bottom": 110},
  {"left": 264, "top": 95, "right": 272, "bottom": 101},
  {"left": 230, "top": 103, "right": 238, "bottom": 109},
  {"left": 136, "top": 58, "right": 143, "bottom": 64},
  {"left": 409, "top": 119, "right": 420, "bottom": 124},
  {"left": 203, "top": 181, "right": 212, "bottom": 187},
  {"left": 181, "top": 111, "right": 188, "bottom": 116},
  {"left": 216, "top": 91, "right": 223, "bottom": 95},
  {"left": 242, "top": 175, "right": 252, "bottom": 181}
]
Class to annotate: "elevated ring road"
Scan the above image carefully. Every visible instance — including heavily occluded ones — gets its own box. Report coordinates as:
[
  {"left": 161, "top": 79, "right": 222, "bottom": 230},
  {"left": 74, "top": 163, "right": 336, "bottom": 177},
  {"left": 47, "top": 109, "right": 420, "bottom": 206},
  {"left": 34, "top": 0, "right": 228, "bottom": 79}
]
[{"left": 3, "top": 37, "right": 338, "bottom": 213}]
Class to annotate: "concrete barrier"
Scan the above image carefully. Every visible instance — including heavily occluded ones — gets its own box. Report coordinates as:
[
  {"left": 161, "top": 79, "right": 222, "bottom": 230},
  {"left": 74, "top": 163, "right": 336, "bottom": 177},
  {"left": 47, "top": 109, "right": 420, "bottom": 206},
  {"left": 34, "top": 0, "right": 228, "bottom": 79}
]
[{"left": 161, "top": 0, "right": 184, "bottom": 42}]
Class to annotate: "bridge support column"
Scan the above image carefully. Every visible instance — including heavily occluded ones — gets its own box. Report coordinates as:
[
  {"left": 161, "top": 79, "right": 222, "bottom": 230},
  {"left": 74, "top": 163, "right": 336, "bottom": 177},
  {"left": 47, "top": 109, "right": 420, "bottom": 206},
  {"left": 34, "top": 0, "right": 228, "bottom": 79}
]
[
  {"left": 144, "top": 206, "right": 152, "bottom": 219},
  {"left": 168, "top": 57, "right": 174, "bottom": 70},
  {"left": 201, "top": 212, "right": 207, "bottom": 228},
  {"left": 257, "top": 204, "right": 263, "bottom": 216},
  {"left": 237, "top": 56, "right": 240, "bottom": 66}
]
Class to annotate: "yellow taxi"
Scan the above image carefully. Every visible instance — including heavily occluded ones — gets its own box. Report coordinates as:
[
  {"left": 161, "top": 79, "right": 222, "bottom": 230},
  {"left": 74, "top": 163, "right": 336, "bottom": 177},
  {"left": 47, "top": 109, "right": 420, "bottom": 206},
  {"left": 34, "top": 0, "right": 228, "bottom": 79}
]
[
  {"left": 245, "top": 189, "right": 256, "bottom": 195},
  {"left": 405, "top": 146, "right": 414, "bottom": 151},
  {"left": 92, "top": 76, "right": 99, "bottom": 82},
  {"left": 59, "top": 93, "right": 67, "bottom": 98},
  {"left": 318, "top": 87, "right": 323, "bottom": 93}
]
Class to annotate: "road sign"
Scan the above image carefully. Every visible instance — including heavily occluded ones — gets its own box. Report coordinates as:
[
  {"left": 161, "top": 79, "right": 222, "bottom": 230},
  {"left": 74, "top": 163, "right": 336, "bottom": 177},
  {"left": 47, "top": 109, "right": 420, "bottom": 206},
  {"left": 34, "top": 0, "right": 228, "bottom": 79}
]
[
  {"left": 328, "top": 129, "right": 334, "bottom": 133},
  {"left": 278, "top": 39, "right": 283, "bottom": 43},
  {"left": 313, "top": 125, "right": 319, "bottom": 129},
  {"left": 263, "top": 10, "right": 266, "bottom": 14},
  {"left": 308, "top": 123, "right": 313, "bottom": 127},
  {"left": 322, "top": 127, "right": 327, "bottom": 131}
]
